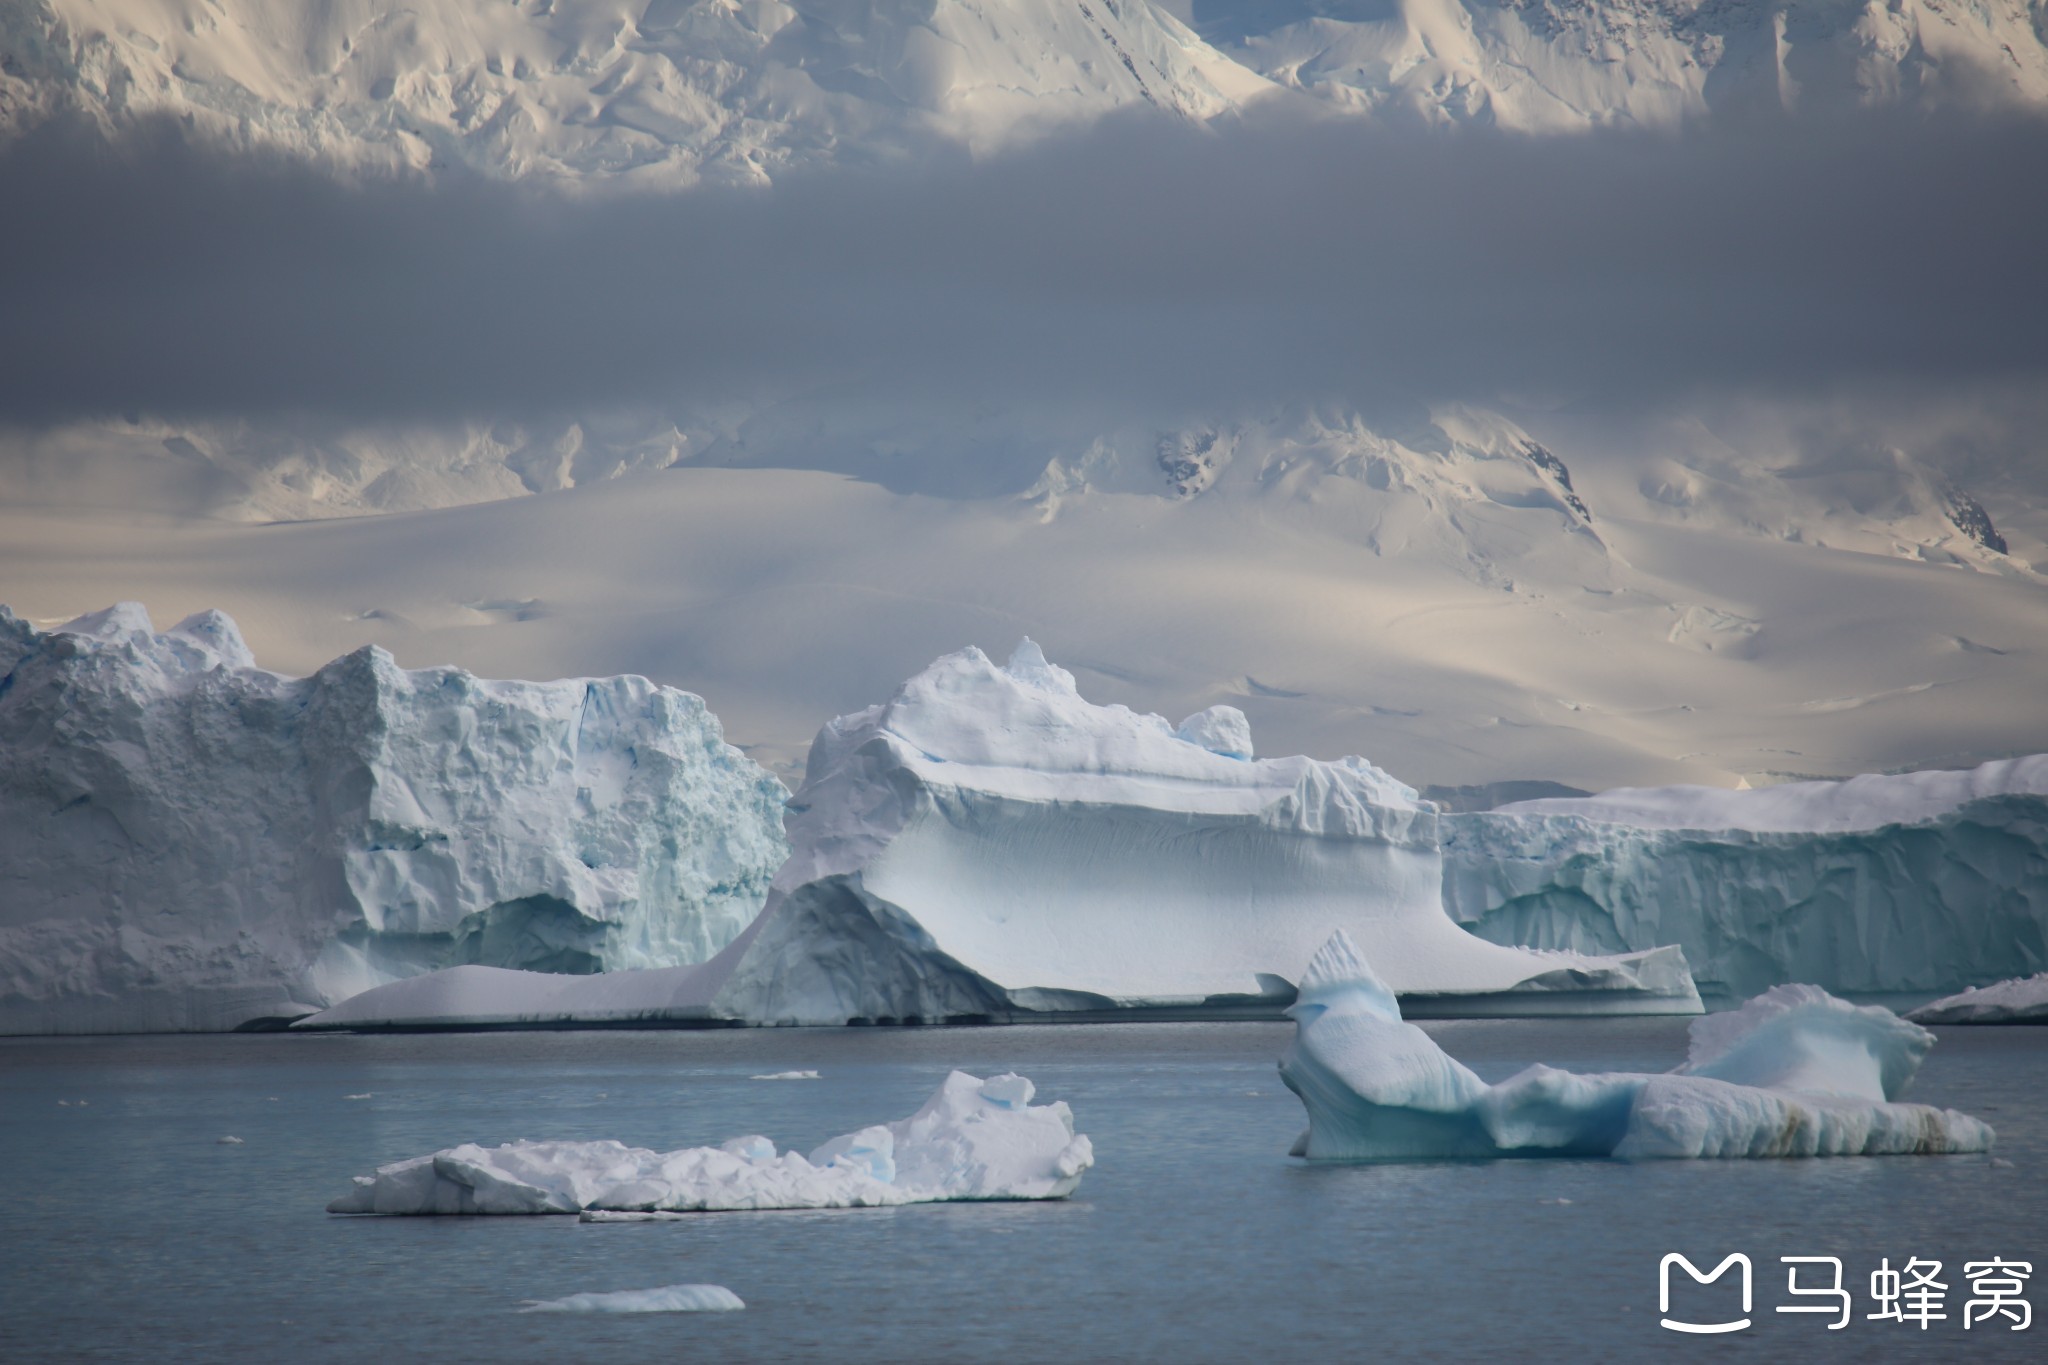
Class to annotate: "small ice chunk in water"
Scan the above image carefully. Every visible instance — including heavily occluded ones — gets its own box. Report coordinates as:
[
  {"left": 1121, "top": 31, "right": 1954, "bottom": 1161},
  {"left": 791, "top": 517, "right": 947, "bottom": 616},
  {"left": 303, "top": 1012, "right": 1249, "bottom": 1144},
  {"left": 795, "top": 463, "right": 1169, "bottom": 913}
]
[
  {"left": 749, "top": 1071, "right": 820, "bottom": 1080},
  {"left": 520, "top": 1284, "right": 744, "bottom": 1314},
  {"left": 217, "top": 1136, "right": 244, "bottom": 1145},
  {"left": 1280, "top": 930, "right": 1995, "bottom": 1162}
]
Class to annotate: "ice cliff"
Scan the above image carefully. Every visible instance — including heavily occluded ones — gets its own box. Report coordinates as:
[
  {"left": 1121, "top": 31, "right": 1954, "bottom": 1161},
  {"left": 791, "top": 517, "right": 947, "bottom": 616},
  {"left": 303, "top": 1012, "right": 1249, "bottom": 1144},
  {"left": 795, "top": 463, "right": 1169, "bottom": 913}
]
[
  {"left": 1442, "top": 757, "right": 2048, "bottom": 1000},
  {"left": 329, "top": 1070, "right": 1091, "bottom": 1214},
  {"left": 300, "top": 639, "right": 1697, "bottom": 1029},
  {"left": 0, "top": 603, "right": 788, "bottom": 1034},
  {"left": 1280, "top": 931, "right": 1993, "bottom": 1161}
]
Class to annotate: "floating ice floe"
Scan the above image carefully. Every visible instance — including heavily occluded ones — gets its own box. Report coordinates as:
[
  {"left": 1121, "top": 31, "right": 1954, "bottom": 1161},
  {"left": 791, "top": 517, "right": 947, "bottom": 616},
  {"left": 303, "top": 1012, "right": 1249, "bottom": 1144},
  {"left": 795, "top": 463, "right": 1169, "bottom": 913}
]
[
  {"left": 750, "top": 1071, "right": 821, "bottom": 1081},
  {"left": 300, "top": 640, "right": 1697, "bottom": 1030},
  {"left": 328, "top": 1071, "right": 1090, "bottom": 1215},
  {"left": 1279, "top": 931, "right": 1994, "bottom": 1161},
  {"left": 521, "top": 1285, "right": 744, "bottom": 1314},
  {"left": 1909, "top": 973, "right": 2048, "bottom": 1025},
  {"left": 1443, "top": 756, "right": 2048, "bottom": 999}
]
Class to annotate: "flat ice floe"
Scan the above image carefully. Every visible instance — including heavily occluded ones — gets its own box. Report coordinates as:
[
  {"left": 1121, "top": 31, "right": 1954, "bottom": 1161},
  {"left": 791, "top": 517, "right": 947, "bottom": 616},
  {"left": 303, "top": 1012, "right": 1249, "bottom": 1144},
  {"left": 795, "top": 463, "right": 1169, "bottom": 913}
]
[
  {"left": 1280, "top": 931, "right": 1993, "bottom": 1161},
  {"left": 1909, "top": 973, "right": 2048, "bottom": 1024},
  {"left": 328, "top": 1071, "right": 1091, "bottom": 1215},
  {"left": 521, "top": 1285, "right": 744, "bottom": 1314},
  {"left": 301, "top": 640, "right": 1698, "bottom": 1029}
]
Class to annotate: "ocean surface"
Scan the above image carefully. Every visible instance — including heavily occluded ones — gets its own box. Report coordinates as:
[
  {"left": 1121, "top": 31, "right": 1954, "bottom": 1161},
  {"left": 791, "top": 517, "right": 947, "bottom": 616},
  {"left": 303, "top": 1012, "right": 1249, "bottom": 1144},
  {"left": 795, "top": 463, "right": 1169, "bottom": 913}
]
[{"left": 3, "top": 1019, "right": 2042, "bottom": 1363}]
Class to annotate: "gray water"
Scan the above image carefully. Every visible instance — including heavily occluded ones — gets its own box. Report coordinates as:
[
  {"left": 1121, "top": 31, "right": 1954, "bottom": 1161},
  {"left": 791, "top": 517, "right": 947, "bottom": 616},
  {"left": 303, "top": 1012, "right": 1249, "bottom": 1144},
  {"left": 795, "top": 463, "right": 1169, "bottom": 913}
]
[{"left": 3, "top": 1020, "right": 2042, "bottom": 1363}]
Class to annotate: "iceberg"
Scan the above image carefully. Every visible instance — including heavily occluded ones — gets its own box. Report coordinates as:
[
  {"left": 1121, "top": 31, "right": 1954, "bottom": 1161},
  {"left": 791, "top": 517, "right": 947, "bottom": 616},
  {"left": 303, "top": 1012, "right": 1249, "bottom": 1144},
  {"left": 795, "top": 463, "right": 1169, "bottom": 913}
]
[
  {"left": 521, "top": 1285, "right": 744, "bottom": 1314},
  {"left": 300, "top": 640, "right": 1698, "bottom": 1029},
  {"left": 1280, "top": 931, "right": 1994, "bottom": 1162},
  {"left": 1442, "top": 757, "right": 2048, "bottom": 1000},
  {"left": 1908, "top": 973, "right": 2048, "bottom": 1024},
  {"left": 328, "top": 1070, "right": 1091, "bottom": 1215},
  {"left": 0, "top": 604, "right": 788, "bottom": 1034}
]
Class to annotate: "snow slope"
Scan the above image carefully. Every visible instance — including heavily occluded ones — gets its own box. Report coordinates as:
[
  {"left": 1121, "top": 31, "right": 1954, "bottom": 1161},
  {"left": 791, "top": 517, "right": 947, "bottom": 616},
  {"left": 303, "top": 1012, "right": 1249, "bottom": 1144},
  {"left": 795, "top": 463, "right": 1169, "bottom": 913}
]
[
  {"left": 2, "top": 0, "right": 1265, "bottom": 185},
  {"left": 298, "top": 639, "right": 1698, "bottom": 1028},
  {"left": 1279, "top": 929, "right": 1993, "bottom": 1160},
  {"left": 1442, "top": 756, "right": 2048, "bottom": 999},
  {"left": 1211, "top": 0, "right": 2048, "bottom": 130},
  {"left": 329, "top": 1069, "right": 1092, "bottom": 1212},
  {"left": 0, "top": 602, "right": 788, "bottom": 1034}
]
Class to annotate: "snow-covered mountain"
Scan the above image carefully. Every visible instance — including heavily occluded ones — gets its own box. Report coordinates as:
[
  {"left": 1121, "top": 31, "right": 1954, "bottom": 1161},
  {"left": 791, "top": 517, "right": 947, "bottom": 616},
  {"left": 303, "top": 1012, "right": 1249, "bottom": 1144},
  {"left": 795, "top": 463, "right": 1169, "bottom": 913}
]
[
  {"left": 2, "top": 0, "right": 1268, "bottom": 185},
  {"left": 1204, "top": 0, "right": 2048, "bottom": 129}
]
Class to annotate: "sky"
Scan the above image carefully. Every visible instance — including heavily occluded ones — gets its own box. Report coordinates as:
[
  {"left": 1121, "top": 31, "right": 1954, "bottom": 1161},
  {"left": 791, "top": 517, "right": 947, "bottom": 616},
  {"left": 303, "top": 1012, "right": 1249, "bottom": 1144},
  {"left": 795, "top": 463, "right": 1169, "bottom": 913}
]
[{"left": 3, "top": 103, "right": 2045, "bottom": 432}]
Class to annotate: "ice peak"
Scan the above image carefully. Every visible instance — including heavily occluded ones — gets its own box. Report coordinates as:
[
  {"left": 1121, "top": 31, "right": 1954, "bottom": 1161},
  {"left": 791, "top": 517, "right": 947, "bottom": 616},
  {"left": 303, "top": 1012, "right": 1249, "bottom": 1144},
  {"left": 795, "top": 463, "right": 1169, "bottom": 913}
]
[
  {"left": 1002, "top": 637, "right": 1076, "bottom": 694},
  {"left": 1292, "top": 929, "right": 1402, "bottom": 1022},
  {"left": 58, "top": 601, "right": 155, "bottom": 641}
]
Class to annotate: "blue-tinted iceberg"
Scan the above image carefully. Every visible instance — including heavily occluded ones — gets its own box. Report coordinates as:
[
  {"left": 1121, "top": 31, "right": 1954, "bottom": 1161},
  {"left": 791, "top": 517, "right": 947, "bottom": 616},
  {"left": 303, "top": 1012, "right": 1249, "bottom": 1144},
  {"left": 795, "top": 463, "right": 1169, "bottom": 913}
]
[
  {"left": 300, "top": 640, "right": 1697, "bottom": 1029},
  {"left": 1442, "top": 758, "right": 2048, "bottom": 999},
  {"left": 0, "top": 603, "right": 788, "bottom": 1035},
  {"left": 328, "top": 1070, "right": 1091, "bottom": 1215},
  {"left": 1279, "top": 931, "right": 1993, "bottom": 1161}
]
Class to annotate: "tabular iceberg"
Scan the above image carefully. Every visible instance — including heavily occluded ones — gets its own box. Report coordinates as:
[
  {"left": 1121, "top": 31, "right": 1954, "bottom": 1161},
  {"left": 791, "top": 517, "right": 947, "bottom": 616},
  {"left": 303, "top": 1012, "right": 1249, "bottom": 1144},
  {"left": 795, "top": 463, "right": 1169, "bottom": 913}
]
[
  {"left": 1442, "top": 758, "right": 2048, "bottom": 1000},
  {"left": 329, "top": 1070, "right": 1091, "bottom": 1215},
  {"left": 1909, "top": 973, "right": 2048, "bottom": 1024},
  {"left": 0, "top": 603, "right": 788, "bottom": 1034},
  {"left": 300, "top": 639, "right": 1697, "bottom": 1029},
  {"left": 1280, "top": 931, "right": 1993, "bottom": 1162}
]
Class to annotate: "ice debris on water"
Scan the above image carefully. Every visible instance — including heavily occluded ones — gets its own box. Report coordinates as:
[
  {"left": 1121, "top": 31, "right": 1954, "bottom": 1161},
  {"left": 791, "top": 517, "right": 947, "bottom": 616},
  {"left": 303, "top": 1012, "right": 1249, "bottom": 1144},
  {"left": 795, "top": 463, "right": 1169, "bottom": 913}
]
[
  {"left": 217, "top": 1136, "right": 244, "bottom": 1145},
  {"left": 1280, "top": 930, "right": 1995, "bottom": 1161},
  {"left": 328, "top": 1071, "right": 1092, "bottom": 1215},
  {"left": 520, "top": 1285, "right": 744, "bottom": 1314},
  {"left": 749, "top": 1071, "right": 820, "bottom": 1081}
]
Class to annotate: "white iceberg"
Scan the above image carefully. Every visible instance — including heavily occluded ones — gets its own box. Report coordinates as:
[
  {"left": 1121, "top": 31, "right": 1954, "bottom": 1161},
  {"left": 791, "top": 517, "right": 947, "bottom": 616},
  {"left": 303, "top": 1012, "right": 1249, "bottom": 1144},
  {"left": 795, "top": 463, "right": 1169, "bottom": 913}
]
[
  {"left": 1909, "top": 973, "right": 2048, "bottom": 1025},
  {"left": 300, "top": 640, "right": 1697, "bottom": 1030},
  {"left": 0, "top": 603, "right": 788, "bottom": 1035},
  {"left": 328, "top": 1070, "right": 1091, "bottom": 1215},
  {"left": 521, "top": 1285, "right": 744, "bottom": 1314},
  {"left": 1442, "top": 756, "right": 2048, "bottom": 1000},
  {"left": 1280, "top": 931, "right": 1994, "bottom": 1162}
]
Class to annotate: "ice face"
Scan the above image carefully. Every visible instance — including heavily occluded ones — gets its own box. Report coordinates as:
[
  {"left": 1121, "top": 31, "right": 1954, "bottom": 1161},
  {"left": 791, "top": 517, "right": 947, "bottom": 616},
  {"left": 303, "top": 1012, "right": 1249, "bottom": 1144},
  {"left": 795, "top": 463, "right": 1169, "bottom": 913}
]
[
  {"left": 0, "top": 604, "right": 789, "bottom": 1034},
  {"left": 1279, "top": 931, "right": 1994, "bottom": 1162},
  {"left": 1442, "top": 756, "right": 2048, "bottom": 999},
  {"left": 327, "top": 1071, "right": 1092, "bottom": 1215}
]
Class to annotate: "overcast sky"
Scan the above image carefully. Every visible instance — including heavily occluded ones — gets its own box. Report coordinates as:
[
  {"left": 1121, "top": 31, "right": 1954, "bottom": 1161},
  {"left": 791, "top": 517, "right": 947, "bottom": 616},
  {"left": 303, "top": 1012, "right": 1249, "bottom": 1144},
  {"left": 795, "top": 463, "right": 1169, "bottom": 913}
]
[{"left": 2, "top": 104, "right": 2044, "bottom": 427}]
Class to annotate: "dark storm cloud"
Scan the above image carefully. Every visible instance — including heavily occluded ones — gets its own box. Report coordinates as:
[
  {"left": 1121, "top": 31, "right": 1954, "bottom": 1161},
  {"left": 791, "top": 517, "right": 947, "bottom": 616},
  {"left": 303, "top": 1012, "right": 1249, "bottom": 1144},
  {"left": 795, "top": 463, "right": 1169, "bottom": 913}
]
[{"left": 1, "top": 105, "right": 2044, "bottom": 423}]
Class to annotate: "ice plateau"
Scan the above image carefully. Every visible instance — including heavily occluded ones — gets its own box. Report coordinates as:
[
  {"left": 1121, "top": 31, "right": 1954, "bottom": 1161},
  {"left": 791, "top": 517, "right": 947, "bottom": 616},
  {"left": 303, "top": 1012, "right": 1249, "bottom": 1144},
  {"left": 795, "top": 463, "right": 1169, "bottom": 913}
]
[
  {"left": 1442, "top": 757, "right": 2048, "bottom": 1000},
  {"left": 0, "top": 603, "right": 788, "bottom": 1034},
  {"left": 329, "top": 1070, "right": 1092, "bottom": 1214},
  {"left": 299, "top": 638, "right": 1698, "bottom": 1029},
  {"left": 1280, "top": 930, "right": 1994, "bottom": 1161}
]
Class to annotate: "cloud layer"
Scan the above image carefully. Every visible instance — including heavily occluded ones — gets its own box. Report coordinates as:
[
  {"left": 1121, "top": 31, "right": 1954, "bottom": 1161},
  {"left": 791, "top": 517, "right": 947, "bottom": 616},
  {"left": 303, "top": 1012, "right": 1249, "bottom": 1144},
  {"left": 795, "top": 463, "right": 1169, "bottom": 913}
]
[{"left": 2, "top": 106, "right": 2044, "bottom": 424}]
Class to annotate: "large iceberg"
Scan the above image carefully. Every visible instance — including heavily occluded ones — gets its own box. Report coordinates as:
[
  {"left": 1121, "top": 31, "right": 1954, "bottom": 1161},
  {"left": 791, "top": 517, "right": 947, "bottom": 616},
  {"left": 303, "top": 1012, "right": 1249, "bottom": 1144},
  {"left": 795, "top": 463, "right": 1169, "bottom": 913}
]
[
  {"left": 0, "top": 604, "right": 788, "bottom": 1034},
  {"left": 1280, "top": 931, "right": 1994, "bottom": 1161},
  {"left": 1908, "top": 973, "right": 2048, "bottom": 1024},
  {"left": 300, "top": 640, "right": 1697, "bottom": 1029},
  {"left": 1442, "top": 758, "right": 2048, "bottom": 1000},
  {"left": 329, "top": 1070, "right": 1091, "bottom": 1214}
]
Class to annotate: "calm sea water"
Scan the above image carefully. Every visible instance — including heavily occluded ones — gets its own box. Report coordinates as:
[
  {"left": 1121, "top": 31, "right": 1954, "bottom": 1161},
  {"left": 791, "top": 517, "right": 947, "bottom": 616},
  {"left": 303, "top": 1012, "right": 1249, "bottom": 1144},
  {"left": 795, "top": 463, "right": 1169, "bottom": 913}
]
[{"left": 3, "top": 1020, "right": 2042, "bottom": 1363}]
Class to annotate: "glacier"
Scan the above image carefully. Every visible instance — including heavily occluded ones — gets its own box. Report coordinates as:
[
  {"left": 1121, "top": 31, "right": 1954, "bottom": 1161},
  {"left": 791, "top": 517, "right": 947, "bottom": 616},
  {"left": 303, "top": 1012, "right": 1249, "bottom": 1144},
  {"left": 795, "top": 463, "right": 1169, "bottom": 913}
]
[
  {"left": 1442, "top": 757, "right": 2048, "bottom": 1000},
  {"left": 328, "top": 1070, "right": 1092, "bottom": 1214},
  {"left": 1909, "top": 973, "right": 2048, "bottom": 1025},
  {"left": 300, "top": 638, "right": 1697, "bottom": 1030},
  {"left": 0, "top": 603, "right": 788, "bottom": 1035},
  {"left": 1280, "top": 931, "right": 1994, "bottom": 1161}
]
